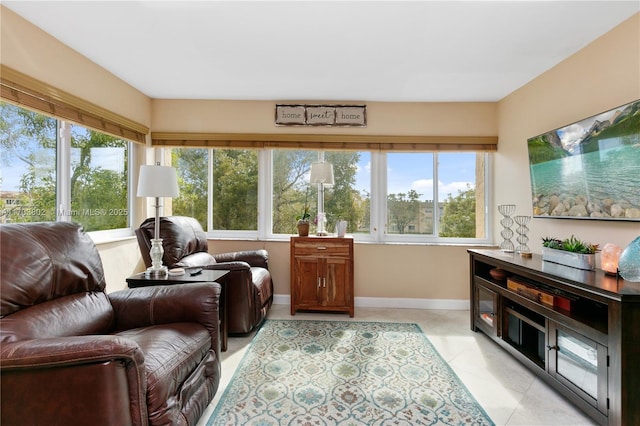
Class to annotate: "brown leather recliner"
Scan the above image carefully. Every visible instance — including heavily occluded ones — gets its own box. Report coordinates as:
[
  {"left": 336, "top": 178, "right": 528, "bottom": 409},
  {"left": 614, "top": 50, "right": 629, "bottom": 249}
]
[
  {"left": 135, "top": 216, "right": 273, "bottom": 334},
  {"left": 0, "top": 222, "right": 222, "bottom": 426}
]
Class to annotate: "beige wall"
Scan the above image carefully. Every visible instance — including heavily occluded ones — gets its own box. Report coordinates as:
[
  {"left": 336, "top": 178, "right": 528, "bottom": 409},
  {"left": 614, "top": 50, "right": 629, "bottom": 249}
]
[
  {"left": 3, "top": 7, "right": 639, "bottom": 302},
  {"left": 0, "top": 6, "right": 152, "bottom": 128},
  {"left": 96, "top": 238, "right": 145, "bottom": 293},
  {"left": 151, "top": 99, "right": 497, "bottom": 136},
  {"left": 496, "top": 13, "right": 640, "bottom": 258},
  {"left": 204, "top": 239, "right": 482, "bottom": 302}
]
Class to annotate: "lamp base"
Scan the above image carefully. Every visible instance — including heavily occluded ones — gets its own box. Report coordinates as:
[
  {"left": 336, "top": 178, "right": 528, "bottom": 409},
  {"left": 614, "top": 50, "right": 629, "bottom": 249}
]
[
  {"left": 148, "top": 238, "right": 168, "bottom": 277},
  {"left": 145, "top": 266, "right": 168, "bottom": 277},
  {"left": 315, "top": 212, "right": 327, "bottom": 237}
]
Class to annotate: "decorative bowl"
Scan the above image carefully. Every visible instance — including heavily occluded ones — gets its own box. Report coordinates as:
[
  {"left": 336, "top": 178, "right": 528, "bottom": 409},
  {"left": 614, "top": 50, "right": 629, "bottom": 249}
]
[{"left": 489, "top": 268, "right": 507, "bottom": 281}]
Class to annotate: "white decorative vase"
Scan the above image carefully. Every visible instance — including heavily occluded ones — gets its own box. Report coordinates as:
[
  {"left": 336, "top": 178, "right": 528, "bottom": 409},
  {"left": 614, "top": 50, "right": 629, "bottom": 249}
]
[{"left": 541, "top": 247, "right": 596, "bottom": 271}]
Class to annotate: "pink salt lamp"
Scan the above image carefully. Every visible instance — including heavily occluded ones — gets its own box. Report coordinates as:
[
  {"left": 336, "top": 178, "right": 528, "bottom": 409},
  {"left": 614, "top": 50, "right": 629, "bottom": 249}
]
[{"left": 601, "top": 243, "right": 622, "bottom": 275}]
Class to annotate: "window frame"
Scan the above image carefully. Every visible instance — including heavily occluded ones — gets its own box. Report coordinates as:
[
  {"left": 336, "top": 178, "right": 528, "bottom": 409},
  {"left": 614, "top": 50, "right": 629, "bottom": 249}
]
[
  {"left": 59, "top": 121, "right": 134, "bottom": 236},
  {"left": 376, "top": 151, "right": 492, "bottom": 245},
  {"left": 262, "top": 149, "right": 493, "bottom": 246},
  {"left": 189, "top": 147, "right": 492, "bottom": 245},
  {"left": 1, "top": 102, "right": 135, "bottom": 239}
]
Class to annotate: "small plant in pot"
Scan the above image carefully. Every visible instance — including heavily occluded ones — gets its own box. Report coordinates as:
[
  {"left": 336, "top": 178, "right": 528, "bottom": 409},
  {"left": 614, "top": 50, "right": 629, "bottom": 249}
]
[
  {"left": 542, "top": 235, "right": 600, "bottom": 254},
  {"left": 541, "top": 235, "right": 600, "bottom": 270},
  {"left": 296, "top": 190, "right": 311, "bottom": 237}
]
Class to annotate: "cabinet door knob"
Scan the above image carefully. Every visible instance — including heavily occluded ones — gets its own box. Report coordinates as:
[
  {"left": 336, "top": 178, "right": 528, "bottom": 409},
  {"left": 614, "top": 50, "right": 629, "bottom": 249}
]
[
  {"left": 317, "top": 246, "right": 327, "bottom": 250},
  {"left": 547, "top": 345, "right": 559, "bottom": 352}
]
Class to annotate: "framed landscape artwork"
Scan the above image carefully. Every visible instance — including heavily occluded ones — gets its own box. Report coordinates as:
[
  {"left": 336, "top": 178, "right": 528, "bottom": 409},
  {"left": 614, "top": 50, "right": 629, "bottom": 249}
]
[{"left": 527, "top": 99, "right": 640, "bottom": 221}]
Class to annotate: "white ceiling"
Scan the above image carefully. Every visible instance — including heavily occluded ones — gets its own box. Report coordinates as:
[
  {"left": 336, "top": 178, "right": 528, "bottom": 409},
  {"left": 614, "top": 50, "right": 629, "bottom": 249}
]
[{"left": 4, "top": 1, "right": 639, "bottom": 102}]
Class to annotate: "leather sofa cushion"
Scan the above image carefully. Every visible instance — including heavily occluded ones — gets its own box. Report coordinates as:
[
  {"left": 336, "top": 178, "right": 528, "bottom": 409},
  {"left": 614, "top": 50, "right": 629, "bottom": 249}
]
[
  {"left": 117, "top": 322, "right": 213, "bottom": 422},
  {"left": 1, "top": 292, "right": 114, "bottom": 343}
]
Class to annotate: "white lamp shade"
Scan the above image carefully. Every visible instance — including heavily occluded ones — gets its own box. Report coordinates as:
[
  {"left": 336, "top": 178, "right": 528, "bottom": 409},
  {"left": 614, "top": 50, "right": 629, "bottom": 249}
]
[
  {"left": 137, "top": 165, "right": 180, "bottom": 197},
  {"left": 309, "top": 162, "right": 334, "bottom": 185}
]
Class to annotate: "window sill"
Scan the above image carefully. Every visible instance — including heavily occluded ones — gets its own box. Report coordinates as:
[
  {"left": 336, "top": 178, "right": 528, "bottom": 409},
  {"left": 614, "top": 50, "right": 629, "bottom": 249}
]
[{"left": 89, "top": 229, "right": 136, "bottom": 245}]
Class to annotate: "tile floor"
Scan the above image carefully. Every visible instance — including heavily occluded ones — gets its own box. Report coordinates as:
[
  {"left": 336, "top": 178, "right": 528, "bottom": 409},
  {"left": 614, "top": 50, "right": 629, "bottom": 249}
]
[{"left": 196, "top": 304, "right": 597, "bottom": 426}]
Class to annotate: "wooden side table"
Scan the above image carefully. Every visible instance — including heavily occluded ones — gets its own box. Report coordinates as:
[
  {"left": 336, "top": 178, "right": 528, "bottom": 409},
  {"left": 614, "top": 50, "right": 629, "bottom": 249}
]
[{"left": 126, "top": 268, "right": 230, "bottom": 351}]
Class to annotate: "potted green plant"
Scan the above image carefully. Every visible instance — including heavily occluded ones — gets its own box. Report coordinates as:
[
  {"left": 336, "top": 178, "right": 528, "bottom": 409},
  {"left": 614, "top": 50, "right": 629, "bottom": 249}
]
[
  {"left": 296, "top": 189, "right": 311, "bottom": 236},
  {"left": 541, "top": 235, "right": 600, "bottom": 270}
]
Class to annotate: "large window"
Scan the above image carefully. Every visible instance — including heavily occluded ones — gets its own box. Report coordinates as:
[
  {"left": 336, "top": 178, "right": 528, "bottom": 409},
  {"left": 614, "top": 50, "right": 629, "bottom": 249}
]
[
  {"left": 386, "top": 152, "right": 434, "bottom": 235},
  {"left": 172, "top": 148, "right": 259, "bottom": 232},
  {"left": 385, "top": 151, "right": 486, "bottom": 240},
  {"left": 169, "top": 145, "right": 489, "bottom": 244},
  {"left": 272, "top": 150, "right": 370, "bottom": 236},
  {"left": 1, "top": 102, "right": 130, "bottom": 232}
]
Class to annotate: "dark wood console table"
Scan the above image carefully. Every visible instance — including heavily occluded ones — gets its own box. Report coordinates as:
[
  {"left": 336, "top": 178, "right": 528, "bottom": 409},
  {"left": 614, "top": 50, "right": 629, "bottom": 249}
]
[
  {"left": 127, "top": 269, "right": 230, "bottom": 351},
  {"left": 468, "top": 249, "right": 640, "bottom": 426}
]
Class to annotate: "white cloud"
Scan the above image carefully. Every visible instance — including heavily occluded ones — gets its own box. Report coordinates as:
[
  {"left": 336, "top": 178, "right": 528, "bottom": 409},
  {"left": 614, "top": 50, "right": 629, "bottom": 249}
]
[
  {"left": 411, "top": 179, "right": 433, "bottom": 199},
  {"left": 440, "top": 181, "right": 474, "bottom": 200}
]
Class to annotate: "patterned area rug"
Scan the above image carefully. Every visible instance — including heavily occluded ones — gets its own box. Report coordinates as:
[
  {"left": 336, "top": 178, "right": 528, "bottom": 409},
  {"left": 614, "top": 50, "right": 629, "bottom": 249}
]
[{"left": 208, "top": 319, "right": 494, "bottom": 425}]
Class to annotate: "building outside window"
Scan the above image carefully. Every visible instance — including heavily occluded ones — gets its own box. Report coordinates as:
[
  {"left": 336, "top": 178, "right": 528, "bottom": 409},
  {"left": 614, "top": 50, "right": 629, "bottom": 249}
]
[
  {"left": 385, "top": 151, "right": 485, "bottom": 240},
  {"left": 0, "top": 102, "right": 57, "bottom": 223}
]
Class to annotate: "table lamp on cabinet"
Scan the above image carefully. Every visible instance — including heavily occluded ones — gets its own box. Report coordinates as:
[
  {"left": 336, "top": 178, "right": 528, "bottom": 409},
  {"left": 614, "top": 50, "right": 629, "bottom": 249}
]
[
  {"left": 309, "top": 161, "right": 334, "bottom": 236},
  {"left": 137, "top": 163, "right": 179, "bottom": 276}
]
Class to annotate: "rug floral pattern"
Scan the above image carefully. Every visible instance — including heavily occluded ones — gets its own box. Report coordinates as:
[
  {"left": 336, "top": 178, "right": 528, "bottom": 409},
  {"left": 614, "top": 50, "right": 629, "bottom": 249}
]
[{"left": 208, "top": 320, "right": 494, "bottom": 425}]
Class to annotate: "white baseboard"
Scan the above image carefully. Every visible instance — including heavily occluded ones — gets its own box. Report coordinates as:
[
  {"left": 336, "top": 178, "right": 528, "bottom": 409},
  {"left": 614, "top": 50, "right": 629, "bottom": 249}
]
[{"left": 272, "top": 294, "right": 469, "bottom": 310}]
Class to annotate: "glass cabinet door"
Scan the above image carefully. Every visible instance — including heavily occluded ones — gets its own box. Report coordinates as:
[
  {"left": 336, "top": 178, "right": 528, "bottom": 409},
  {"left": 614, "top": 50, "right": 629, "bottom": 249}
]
[
  {"left": 475, "top": 284, "right": 499, "bottom": 337},
  {"left": 548, "top": 323, "right": 608, "bottom": 415}
]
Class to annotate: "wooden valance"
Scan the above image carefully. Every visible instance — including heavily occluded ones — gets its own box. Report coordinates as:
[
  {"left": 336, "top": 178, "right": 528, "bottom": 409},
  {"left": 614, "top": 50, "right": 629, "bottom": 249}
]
[
  {"left": 0, "top": 65, "right": 148, "bottom": 144},
  {"left": 151, "top": 132, "right": 498, "bottom": 152}
]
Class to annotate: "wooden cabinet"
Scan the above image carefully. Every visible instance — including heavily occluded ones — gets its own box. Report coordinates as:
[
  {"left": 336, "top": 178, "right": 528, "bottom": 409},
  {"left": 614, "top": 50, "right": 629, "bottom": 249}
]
[
  {"left": 469, "top": 249, "right": 640, "bottom": 426},
  {"left": 290, "top": 236, "right": 354, "bottom": 317}
]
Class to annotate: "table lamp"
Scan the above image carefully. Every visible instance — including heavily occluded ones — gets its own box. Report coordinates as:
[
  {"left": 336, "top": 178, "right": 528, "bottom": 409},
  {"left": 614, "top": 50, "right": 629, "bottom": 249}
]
[
  {"left": 137, "top": 163, "right": 179, "bottom": 276},
  {"left": 309, "top": 161, "right": 334, "bottom": 236}
]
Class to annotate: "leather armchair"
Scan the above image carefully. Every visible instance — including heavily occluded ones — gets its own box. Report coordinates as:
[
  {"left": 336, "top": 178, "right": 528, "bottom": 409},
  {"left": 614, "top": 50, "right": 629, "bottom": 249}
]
[
  {"left": 135, "top": 216, "right": 273, "bottom": 334},
  {"left": 0, "top": 222, "right": 222, "bottom": 426}
]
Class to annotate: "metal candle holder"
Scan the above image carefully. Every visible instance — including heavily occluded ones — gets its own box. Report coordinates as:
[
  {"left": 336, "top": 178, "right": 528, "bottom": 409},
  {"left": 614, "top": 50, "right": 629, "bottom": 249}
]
[
  {"left": 514, "top": 215, "right": 532, "bottom": 256},
  {"left": 497, "top": 204, "right": 516, "bottom": 252}
]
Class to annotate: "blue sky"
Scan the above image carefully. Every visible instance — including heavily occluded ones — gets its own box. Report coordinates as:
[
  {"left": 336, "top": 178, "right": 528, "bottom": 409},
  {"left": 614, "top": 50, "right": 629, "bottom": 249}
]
[{"left": 354, "top": 152, "right": 476, "bottom": 202}]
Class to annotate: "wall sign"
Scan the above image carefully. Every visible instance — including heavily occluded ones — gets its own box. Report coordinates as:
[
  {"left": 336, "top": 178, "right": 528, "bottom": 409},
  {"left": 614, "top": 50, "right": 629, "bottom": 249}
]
[{"left": 276, "top": 104, "right": 366, "bottom": 127}]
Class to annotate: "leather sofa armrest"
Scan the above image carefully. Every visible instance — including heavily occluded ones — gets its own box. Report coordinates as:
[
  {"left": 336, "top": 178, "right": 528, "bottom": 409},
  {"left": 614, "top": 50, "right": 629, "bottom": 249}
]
[
  {"left": 204, "top": 261, "right": 250, "bottom": 272},
  {"left": 213, "top": 249, "right": 269, "bottom": 269},
  {"left": 1, "top": 336, "right": 147, "bottom": 426},
  {"left": 176, "top": 251, "right": 216, "bottom": 268},
  {"left": 0, "top": 335, "right": 144, "bottom": 369},
  {"left": 109, "top": 283, "right": 221, "bottom": 342}
]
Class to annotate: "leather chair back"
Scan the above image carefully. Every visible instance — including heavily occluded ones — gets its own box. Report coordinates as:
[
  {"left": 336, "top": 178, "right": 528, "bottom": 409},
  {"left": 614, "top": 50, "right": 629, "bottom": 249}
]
[
  {"left": 136, "top": 216, "right": 213, "bottom": 269},
  {"left": 0, "top": 222, "right": 114, "bottom": 343}
]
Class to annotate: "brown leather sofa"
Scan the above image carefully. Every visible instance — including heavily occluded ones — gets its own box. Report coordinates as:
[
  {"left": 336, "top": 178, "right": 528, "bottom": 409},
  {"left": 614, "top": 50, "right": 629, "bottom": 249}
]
[
  {"left": 135, "top": 216, "right": 273, "bottom": 334},
  {"left": 0, "top": 222, "right": 222, "bottom": 426}
]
